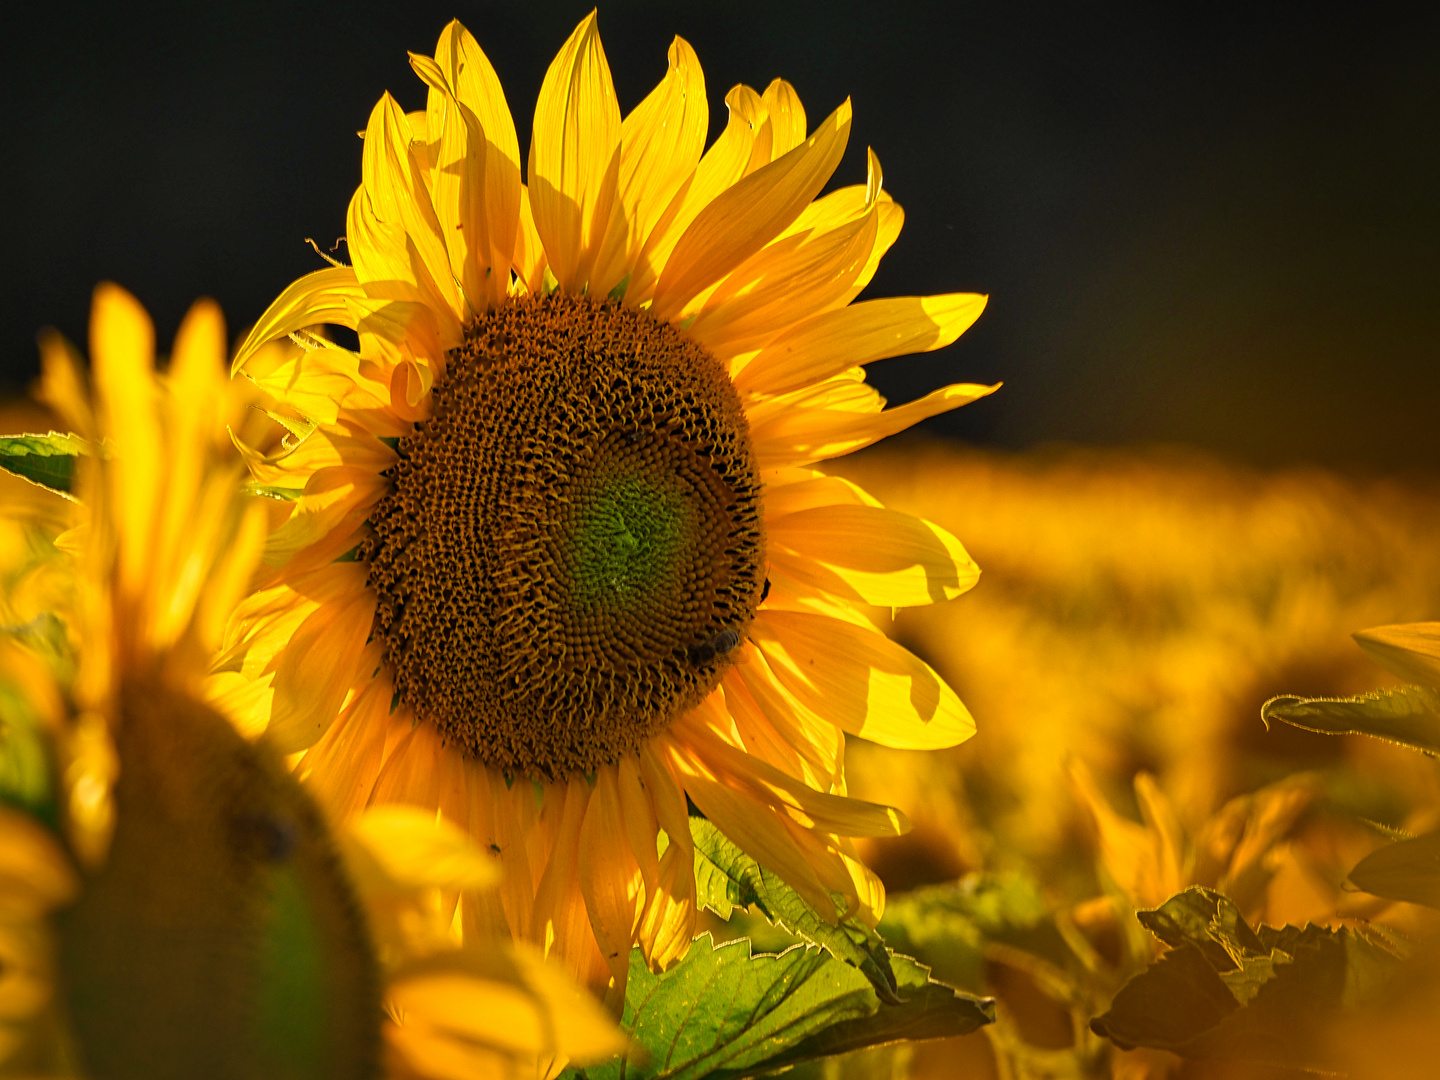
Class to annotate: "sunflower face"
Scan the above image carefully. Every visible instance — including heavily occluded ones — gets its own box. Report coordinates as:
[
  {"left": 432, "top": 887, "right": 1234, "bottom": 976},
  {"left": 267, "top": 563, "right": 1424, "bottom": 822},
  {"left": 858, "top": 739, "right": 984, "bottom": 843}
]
[
  {"left": 228, "top": 13, "right": 996, "bottom": 989},
  {"left": 364, "top": 292, "right": 765, "bottom": 778}
]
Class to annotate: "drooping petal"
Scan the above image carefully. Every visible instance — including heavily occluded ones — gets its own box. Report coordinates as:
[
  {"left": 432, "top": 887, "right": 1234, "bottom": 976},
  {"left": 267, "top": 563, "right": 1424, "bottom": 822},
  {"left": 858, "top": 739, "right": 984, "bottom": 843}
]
[
  {"left": 750, "top": 608, "right": 977, "bottom": 750},
  {"left": 677, "top": 764, "right": 838, "bottom": 918},
  {"left": 232, "top": 266, "right": 367, "bottom": 376},
  {"left": 768, "top": 503, "right": 980, "bottom": 606},
  {"left": 678, "top": 717, "right": 908, "bottom": 837}
]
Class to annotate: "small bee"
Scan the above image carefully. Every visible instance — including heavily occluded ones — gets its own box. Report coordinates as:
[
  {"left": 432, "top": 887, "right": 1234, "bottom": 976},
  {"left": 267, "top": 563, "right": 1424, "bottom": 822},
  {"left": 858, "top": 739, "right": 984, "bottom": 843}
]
[{"left": 687, "top": 628, "right": 741, "bottom": 665}]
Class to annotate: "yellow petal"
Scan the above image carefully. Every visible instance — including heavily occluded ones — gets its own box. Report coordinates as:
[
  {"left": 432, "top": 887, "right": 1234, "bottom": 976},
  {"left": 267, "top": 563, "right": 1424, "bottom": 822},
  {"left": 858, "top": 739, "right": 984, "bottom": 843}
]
[
  {"left": 691, "top": 210, "right": 879, "bottom": 359},
  {"left": 769, "top": 503, "right": 979, "bottom": 606},
  {"left": 725, "top": 653, "right": 841, "bottom": 788},
  {"left": 91, "top": 283, "right": 160, "bottom": 603},
  {"left": 616, "top": 754, "right": 660, "bottom": 895},
  {"left": 35, "top": 329, "right": 94, "bottom": 438},
  {"left": 737, "top": 292, "right": 988, "bottom": 398},
  {"left": 760, "top": 78, "right": 807, "bottom": 159},
  {"left": 512, "top": 183, "right": 548, "bottom": 293},
  {"left": 636, "top": 741, "right": 696, "bottom": 969},
  {"left": 436, "top": 20, "right": 522, "bottom": 306},
  {"left": 296, "top": 666, "right": 393, "bottom": 820},
  {"left": 1354, "top": 622, "right": 1440, "bottom": 686},
  {"left": 0, "top": 806, "right": 79, "bottom": 917},
  {"left": 529, "top": 12, "right": 623, "bottom": 291},
  {"left": 386, "top": 944, "right": 624, "bottom": 1068},
  {"left": 232, "top": 266, "right": 367, "bottom": 376},
  {"left": 360, "top": 94, "right": 464, "bottom": 323},
  {"left": 348, "top": 803, "right": 499, "bottom": 892},
  {"left": 577, "top": 768, "right": 643, "bottom": 992},
  {"left": 677, "top": 766, "right": 837, "bottom": 917},
  {"left": 750, "top": 608, "right": 977, "bottom": 749},
  {"left": 680, "top": 718, "right": 908, "bottom": 837},
  {"left": 530, "top": 778, "right": 602, "bottom": 987},
  {"left": 411, "top": 52, "right": 491, "bottom": 320},
  {"left": 751, "top": 380, "right": 1001, "bottom": 469},
  {"left": 261, "top": 465, "right": 384, "bottom": 567},
  {"left": 627, "top": 83, "right": 765, "bottom": 306},
  {"left": 651, "top": 99, "right": 852, "bottom": 323},
  {"left": 265, "top": 568, "right": 376, "bottom": 753},
  {"left": 590, "top": 36, "right": 708, "bottom": 298}
]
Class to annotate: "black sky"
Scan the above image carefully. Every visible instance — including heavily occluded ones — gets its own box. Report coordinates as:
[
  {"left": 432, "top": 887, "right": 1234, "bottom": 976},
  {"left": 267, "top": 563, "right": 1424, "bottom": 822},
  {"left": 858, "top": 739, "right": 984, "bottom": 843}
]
[{"left": 3, "top": 1, "right": 1436, "bottom": 470}]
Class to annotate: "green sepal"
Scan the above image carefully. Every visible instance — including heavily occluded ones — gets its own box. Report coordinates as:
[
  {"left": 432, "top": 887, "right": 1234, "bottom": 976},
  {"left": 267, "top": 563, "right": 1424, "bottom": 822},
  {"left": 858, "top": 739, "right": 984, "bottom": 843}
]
[
  {"left": 0, "top": 431, "right": 89, "bottom": 497},
  {"left": 562, "top": 935, "right": 993, "bottom": 1080},
  {"left": 689, "top": 817, "right": 901, "bottom": 1003},
  {"left": 1089, "top": 886, "right": 1401, "bottom": 1069},
  {"left": 1261, "top": 685, "right": 1440, "bottom": 756},
  {"left": 1348, "top": 828, "right": 1440, "bottom": 909}
]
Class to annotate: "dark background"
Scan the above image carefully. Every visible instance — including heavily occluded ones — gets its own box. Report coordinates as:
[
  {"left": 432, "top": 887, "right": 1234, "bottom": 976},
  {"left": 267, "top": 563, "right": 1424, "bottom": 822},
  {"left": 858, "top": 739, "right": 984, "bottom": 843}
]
[{"left": 3, "top": 1, "right": 1436, "bottom": 471}]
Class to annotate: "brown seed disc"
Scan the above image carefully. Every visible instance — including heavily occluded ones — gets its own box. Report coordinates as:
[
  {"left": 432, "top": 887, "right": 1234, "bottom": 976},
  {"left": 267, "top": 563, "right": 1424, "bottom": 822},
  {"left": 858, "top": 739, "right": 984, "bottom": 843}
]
[{"left": 362, "top": 292, "right": 766, "bottom": 780}]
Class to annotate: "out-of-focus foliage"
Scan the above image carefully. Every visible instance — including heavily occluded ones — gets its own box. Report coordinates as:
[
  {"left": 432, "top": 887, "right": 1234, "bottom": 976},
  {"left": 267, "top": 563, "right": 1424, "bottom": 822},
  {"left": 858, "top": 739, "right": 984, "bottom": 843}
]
[
  {"left": 1091, "top": 887, "right": 1398, "bottom": 1069},
  {"left": 786, "top": 441, "right": 1440, "bottom": 1079}
]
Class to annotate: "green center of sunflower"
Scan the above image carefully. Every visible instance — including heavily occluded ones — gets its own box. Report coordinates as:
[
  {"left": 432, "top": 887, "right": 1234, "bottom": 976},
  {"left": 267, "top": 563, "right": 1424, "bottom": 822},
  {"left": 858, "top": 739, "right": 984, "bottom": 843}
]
[{"left": 362, "top": 293, "right": 766, "bottom": 780}]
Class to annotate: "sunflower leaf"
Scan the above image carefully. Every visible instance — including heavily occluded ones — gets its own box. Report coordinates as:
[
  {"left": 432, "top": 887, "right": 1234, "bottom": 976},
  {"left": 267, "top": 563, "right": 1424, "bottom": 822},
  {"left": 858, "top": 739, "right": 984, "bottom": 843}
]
[
  {"left": 0, "top": 432, "right": 89, "bottom": 496},
  {"left": 1348, "top": 829, "right": 1440, "bottom": 909},
  {"left": 877, "top": 871, "right": 1084, "bottom": 996},
  {"left": 1090, "top": 886, "right": 1401, "bottom": 1069},
  {"left": 1261, "top": 686, "right": 1440, "bottom": 756},
  {"left": 562, "top": 934, "right": 993, "bottom": 1080},
  {"left": 689, "top": 817, "right": 901, "bottom": 1003}
]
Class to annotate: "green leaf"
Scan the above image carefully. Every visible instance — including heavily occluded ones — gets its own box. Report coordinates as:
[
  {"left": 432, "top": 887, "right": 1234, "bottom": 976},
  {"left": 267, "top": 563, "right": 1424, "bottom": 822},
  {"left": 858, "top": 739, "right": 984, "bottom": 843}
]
[
  {"left": 690, "top": 817, "right": 900, "bottom": 1003},
  {"left": 1261, "top": 686, "right": 1440, "bottom": 756},
  {"left": 565, "top": 935, "right": 993, "bottom": 1080},
  {"left": 721, "top": 953, "right": 995, "bottom": 1079},
  {"left": 1349, "top": 829, "right": 1440, "bottom": 909},
  {"left": 0, "top": 431, "right": 89, "bottom": 496},
  {"left": 877, "top": 872, "right": 1081, "bottom": 995},
  {"left": 0, "top": 675, "right": 56, "bottom": 826},
  {"left": 1090, "top": 886, "right": 1401, "bottom": 1069}
]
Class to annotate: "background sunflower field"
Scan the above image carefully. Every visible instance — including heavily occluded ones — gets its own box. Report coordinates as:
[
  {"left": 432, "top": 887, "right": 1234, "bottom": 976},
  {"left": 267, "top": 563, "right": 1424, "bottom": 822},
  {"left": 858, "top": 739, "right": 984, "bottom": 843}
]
[{"left": 3, "top": 2, "right": 1439, "bottom": 1078}]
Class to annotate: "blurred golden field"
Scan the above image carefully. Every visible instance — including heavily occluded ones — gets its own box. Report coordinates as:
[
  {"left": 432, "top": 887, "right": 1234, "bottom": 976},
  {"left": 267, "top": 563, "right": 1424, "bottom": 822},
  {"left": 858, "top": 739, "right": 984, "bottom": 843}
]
[{"left": 821, "top": 439, "right": 1440, "bottom": 1079}]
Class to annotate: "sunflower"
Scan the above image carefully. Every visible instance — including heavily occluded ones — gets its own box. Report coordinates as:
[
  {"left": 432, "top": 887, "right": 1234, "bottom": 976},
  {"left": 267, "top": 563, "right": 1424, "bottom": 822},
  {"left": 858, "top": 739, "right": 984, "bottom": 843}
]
[
  {"left": 227, "top": 13, "right": 994, "bottom": 995},
  {"left": 1, "top": 286, "right": 620, "bottom": 1079}
]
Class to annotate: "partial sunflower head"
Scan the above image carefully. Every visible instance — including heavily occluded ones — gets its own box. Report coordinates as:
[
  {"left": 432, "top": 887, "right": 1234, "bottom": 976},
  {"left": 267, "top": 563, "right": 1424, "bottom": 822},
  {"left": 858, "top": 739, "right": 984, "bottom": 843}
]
[
  {"left": 1, "top": 285, "right": 622, "bottom": 1080},
  {"left": 227, "top": 12, "right": 993, "bottom": 993}
]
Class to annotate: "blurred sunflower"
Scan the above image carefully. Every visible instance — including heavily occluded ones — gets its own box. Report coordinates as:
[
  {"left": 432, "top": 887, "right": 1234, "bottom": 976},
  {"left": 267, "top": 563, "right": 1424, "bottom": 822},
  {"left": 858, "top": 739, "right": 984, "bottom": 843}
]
[
  {"left": 0, "top": 286, "right": 621, "bottom": 1079},
  {"left": 226, "top": 12, "right": 992, "bottom": 992}
]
